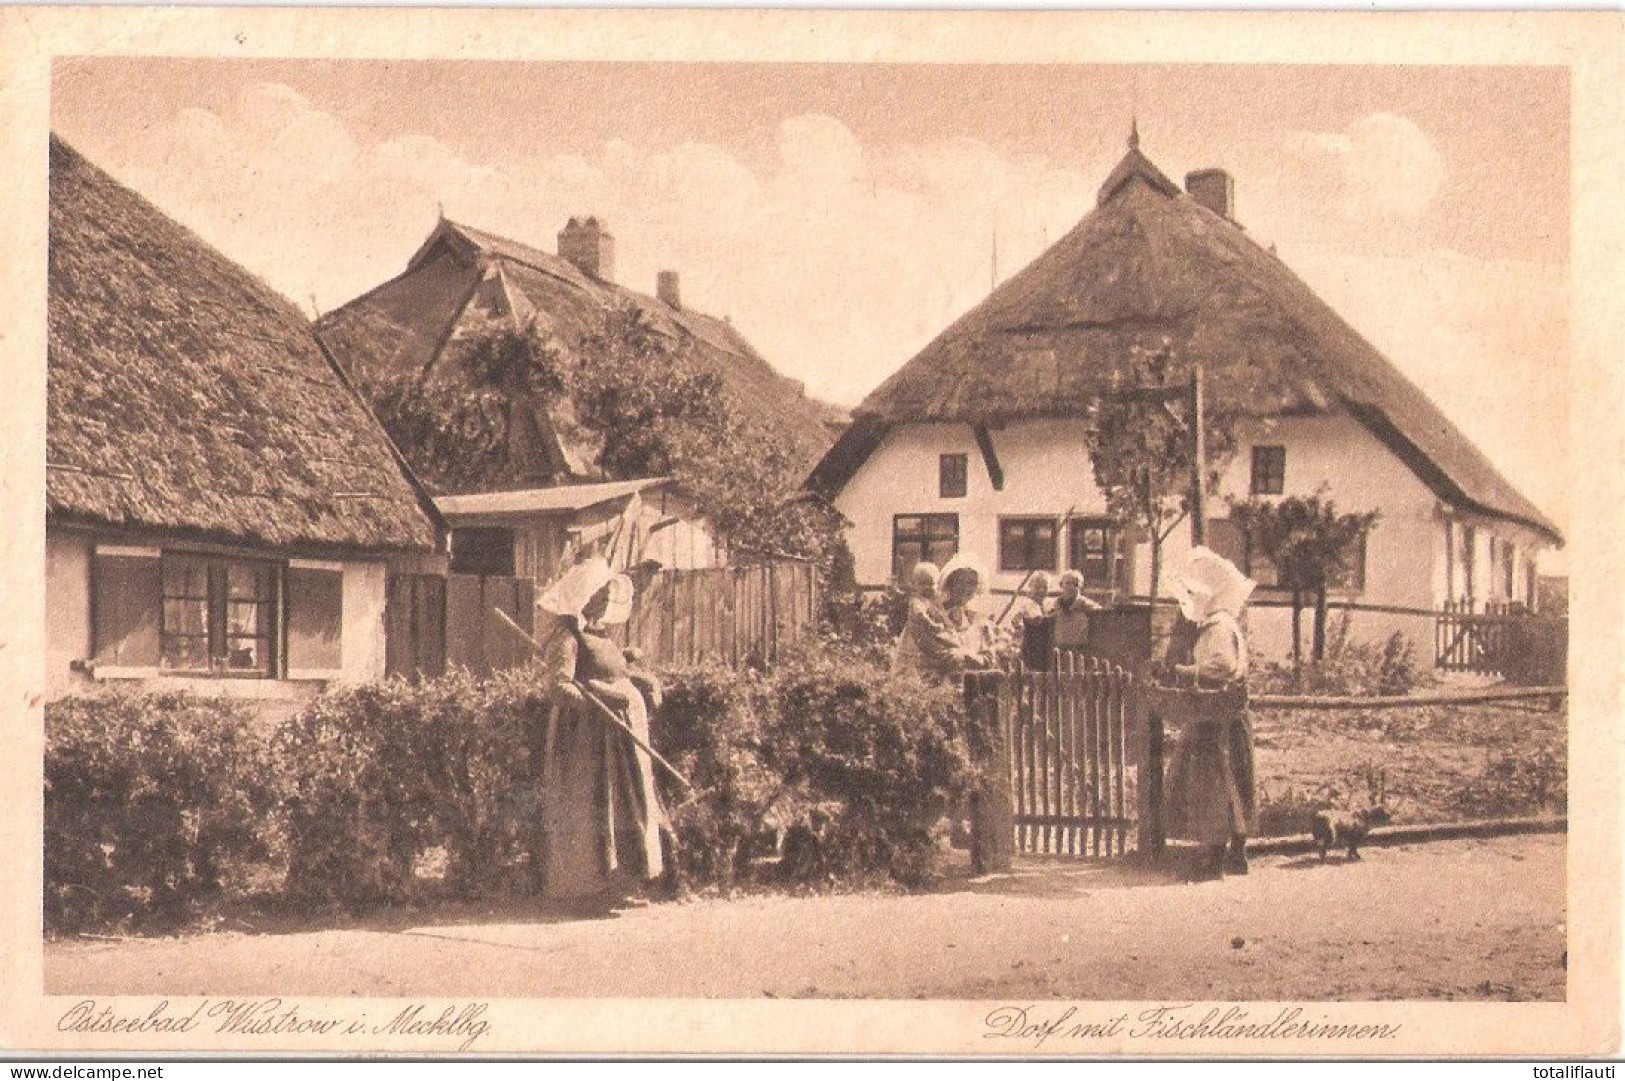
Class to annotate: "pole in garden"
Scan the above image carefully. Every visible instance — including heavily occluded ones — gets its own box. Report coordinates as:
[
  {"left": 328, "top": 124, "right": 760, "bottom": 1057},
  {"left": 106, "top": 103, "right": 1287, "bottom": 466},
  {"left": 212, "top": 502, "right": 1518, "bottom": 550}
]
[{"left": 1190, "top": 361, "right": 1207, "bottom": 548}]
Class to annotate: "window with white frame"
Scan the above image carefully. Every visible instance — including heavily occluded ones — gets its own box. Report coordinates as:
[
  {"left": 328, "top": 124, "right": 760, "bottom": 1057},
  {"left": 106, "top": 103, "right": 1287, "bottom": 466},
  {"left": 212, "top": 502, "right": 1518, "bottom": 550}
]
[
  {"left": 160, "top": 554, "right": 277, "bottom": 675},
  {"left": 892, "top": 514, "right": 959, "bottom": 583},
  {"left": 1066, "top": 518, "right": 1120, "bottom": 589},
  {"left": 999, "top": 518, "right": 1058, "bottom": 574}
]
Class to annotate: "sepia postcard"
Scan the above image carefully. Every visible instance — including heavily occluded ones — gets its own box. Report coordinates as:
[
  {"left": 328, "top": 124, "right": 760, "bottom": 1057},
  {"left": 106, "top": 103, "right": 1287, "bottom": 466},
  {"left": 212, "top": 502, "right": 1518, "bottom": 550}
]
[{"left": 1, "top": 5, "right": 1621, "bottom": 1059}]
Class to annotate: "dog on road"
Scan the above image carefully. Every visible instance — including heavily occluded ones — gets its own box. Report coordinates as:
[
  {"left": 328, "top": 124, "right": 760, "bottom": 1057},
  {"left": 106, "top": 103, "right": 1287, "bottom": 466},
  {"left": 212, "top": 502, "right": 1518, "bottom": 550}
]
[{"left": 1311, "top": 805, "right": 1391, "bottom": 861}]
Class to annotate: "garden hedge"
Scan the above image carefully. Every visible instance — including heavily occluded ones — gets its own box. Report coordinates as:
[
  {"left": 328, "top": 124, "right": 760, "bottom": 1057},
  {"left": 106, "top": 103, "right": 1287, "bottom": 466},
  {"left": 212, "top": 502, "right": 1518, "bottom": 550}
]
[{"left": 44, "top": 646, "right": 985, "bottom": 932}]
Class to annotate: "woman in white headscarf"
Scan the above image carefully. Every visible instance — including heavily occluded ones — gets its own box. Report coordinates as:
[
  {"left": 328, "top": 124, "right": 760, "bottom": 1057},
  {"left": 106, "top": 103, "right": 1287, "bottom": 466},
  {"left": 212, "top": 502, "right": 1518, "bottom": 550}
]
[
  {"left": 939, "top": 552, "right": 997, "bottom": 670},
  {"left": 892, "top": 560, "right": 990, "bottom": 680},
  {"left": 533, "top": 557, "right": 667, "bottom": 898},
  {"left": 1162, "top": 546, "right": 1258, "bottom": 879}
]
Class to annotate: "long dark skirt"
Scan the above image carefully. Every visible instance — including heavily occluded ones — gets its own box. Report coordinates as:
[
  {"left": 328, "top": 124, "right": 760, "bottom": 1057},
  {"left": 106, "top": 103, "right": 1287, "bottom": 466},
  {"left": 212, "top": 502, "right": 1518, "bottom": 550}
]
[
  {"left": 536, "top": 696, "right": 665, "bottom": 898},
  {"left": 1164, "top": 711, "right": 1258, "bottom": 845}
]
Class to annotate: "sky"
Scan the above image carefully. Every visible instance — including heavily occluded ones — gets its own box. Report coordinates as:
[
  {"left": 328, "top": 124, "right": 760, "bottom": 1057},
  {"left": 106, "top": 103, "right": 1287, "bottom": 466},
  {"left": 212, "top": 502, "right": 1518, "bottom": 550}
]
[{"left": 51, "top": 59, "right": 1571, "bottom": 536}]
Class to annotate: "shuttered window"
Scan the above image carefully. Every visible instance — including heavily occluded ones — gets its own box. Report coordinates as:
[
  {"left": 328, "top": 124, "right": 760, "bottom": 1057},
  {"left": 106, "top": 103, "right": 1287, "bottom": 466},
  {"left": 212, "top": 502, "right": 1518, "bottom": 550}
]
[
  {"left": 91, "top": 547, "right": 162, "bottom": 670},
  {"left": 161, "top": 555, "right": 276, "bottom": 676}
]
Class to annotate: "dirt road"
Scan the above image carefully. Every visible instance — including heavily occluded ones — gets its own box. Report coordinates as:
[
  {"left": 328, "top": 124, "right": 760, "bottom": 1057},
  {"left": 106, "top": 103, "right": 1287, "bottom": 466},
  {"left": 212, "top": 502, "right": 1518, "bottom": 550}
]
[{"left": 47, "top": 834, "right": 1564, "bottom": 1001}]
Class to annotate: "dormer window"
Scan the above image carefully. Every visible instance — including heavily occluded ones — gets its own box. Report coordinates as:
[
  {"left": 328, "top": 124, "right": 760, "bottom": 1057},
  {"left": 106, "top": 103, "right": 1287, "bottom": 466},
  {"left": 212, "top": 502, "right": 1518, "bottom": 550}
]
[{"left": 939, "top": 453, "right": 968, "bottom": 499}]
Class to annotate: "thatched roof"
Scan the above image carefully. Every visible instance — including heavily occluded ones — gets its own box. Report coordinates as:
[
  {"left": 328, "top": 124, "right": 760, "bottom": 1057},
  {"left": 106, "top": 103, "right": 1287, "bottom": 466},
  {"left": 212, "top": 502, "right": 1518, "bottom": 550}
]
[
  {"left": 47, "top": 136, "right": 442, "bottom": 553},
  {"left": 810, "top": 142, "right": 1560, "bottom": 545},
  {"left": 316, "top": 218, "right": 839, "bottom": 487}
]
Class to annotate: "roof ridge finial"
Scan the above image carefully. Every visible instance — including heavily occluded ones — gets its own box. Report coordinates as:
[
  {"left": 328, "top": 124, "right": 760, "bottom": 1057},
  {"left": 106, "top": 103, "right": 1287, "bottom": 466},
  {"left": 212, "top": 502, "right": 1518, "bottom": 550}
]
[{"left": 1129, "top": 117, "right": 1141, "bottom": 151}]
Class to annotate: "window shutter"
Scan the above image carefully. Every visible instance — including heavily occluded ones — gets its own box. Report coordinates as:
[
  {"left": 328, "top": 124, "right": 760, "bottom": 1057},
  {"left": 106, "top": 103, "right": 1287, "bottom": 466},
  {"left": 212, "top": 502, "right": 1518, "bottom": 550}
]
[
  {"left": 92, "top": 547, "right": 161, "bottom": 669},
  {"left": 287, "top": 561, "right": 344, "bottom": 676}
]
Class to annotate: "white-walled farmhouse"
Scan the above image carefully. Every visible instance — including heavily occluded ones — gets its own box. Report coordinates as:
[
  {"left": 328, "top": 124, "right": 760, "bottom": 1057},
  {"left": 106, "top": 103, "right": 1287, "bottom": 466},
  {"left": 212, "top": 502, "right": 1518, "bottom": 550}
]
[{"left": 810, "top": 137, "right": 1561, "bottom": 662}]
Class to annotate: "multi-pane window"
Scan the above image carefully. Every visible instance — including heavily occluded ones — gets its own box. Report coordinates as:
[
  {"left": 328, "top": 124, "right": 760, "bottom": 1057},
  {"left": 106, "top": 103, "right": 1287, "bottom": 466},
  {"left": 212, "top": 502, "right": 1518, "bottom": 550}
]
[
  {"left": 999, "top": 518, "right": 1058, "bottom": 573},
  {"left": 938, "top": 453, "right": 968, "bottom": 499},
  {"left": 1066, "top": 518, "right": 1118, "bottom": 588},
  {"left": 160, "top": 555, "right": 276, "bottom": 675},
  {"left": 1326, "top": 531, "right": 1368, "bottom": 592},
  {"left": 1250, "top": 445, "right": 1286, "bottom": 496},
  {"left": 1235, "top": 524, "right": 1367, "bottom": 593},
  {"left": 893, "top": 514, "right": 958, "bottom": 583},
  {"left": 287, "top": 563, "right": 344, "bottom": 674}
]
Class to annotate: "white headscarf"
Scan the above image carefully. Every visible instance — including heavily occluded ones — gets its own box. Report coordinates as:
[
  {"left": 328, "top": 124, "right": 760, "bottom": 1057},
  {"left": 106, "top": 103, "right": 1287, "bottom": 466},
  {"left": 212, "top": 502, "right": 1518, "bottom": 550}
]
[
  {"left": 537, "top": 556, "right": 635, "bottom": 626},
  {"left": 938, "top": 552, "right": 987, "bottom": 598},
  {"left": 1175, "top": 546, "right": 1255, "bottom": 624},
  {"left": 907, "top": 561, "right": 941, "bottom": 596}
]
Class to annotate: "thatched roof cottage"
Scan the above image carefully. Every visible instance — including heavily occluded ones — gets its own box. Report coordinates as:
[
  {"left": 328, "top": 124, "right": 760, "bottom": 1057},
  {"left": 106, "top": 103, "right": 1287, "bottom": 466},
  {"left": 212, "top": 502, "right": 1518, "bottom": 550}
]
[
  {"left": 315, "top": 216, "right": 841, "bottom": 584},
  {"left": 46, "top": 136, "right": 447, "bottom": 703},
  {"left": 807, "top": 133, "right": 1561, "bottom": 657}
]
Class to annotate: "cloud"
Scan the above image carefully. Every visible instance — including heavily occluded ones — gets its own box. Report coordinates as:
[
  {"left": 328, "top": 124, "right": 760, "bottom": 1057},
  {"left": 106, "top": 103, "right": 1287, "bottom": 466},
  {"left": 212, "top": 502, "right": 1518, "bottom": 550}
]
[{"left": 1267, "top": 113, "right": 1446, "bottom": 248}]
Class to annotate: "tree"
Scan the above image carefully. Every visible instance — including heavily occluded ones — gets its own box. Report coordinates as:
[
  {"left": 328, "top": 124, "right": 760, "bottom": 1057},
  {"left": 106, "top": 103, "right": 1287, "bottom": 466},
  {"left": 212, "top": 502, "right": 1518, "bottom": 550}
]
[
  {"left": 360, "top": 302, "right": 844, "bottom": 572},
  {"left": 571, "top": 306, "right": 845, "bottom": 570},
  {"left": 361, "top": 312, "right": 570, "bottom": 493},
  {"left": 1228, "top": 492, "right": 1380, "bottom": 668},
  {"left": 1083, "top": 341, "right": 1242, "bottom": 609}
]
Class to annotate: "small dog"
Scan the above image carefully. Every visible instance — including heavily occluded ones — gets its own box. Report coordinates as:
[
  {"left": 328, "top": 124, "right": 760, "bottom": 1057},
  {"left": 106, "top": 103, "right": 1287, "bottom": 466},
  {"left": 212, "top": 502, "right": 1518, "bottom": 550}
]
[{"left": 1311, "top": 805, "right": 1391, "bottom": 861}]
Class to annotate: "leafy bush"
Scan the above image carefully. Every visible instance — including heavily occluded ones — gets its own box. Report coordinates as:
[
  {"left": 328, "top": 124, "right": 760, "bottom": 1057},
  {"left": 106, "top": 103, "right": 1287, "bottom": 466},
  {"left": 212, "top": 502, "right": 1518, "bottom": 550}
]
[
  {"left": 1254, "top": 631, "right": 1429, "bottom": 697},
  {"left": 765, "top": 646, "right": 982, "bottom": 888},
  {"left": 45, "top": 692, "right": 281, "bottom": 934},
  {"left": 45, "top": 642, "right": 993, "bottom": 930},
  {"left": 655, "top": 646, "right": 985, "bottom": 892},
  {"left": 273, "top": 670, "right": 543, "bottom": 906},
  {"left": 654, "top": 664, "right": 788, "bottom": 893},
  {"left": 1447, "top": 746, "right": 1567, "bottom": 820}
]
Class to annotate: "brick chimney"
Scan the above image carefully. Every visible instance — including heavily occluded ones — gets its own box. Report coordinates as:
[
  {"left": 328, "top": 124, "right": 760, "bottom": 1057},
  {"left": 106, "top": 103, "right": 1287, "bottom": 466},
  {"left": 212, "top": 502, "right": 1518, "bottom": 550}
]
[
  {"left": 557, "top": 216, "right": 615, "bottom": 281},
  {"left": 1185, "top": 169, "right": 1235, "bottom": 220},
  {"left": 656, "top": 270, "right": 681, "bottom": 310}
]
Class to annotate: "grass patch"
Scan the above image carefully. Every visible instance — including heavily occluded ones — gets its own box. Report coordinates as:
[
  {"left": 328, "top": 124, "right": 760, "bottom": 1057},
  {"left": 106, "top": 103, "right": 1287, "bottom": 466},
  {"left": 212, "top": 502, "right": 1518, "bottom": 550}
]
[{"left": 1252, "top": 699, "right": 1565, "bottom": 836}]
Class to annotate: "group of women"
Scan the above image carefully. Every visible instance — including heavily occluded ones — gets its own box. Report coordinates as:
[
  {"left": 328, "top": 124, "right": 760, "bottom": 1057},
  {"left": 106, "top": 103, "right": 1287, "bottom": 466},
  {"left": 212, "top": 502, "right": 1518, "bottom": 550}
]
[
  {"left": 890, "top": 543, "right": 1261, "bottom": 880},
  {"left": 526, "top": 542, "right": 1261, "bottom": 900}
]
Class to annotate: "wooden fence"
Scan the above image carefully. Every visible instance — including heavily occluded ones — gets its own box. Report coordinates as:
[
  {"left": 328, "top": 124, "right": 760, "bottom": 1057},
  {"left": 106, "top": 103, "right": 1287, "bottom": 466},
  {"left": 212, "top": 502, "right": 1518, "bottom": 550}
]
[
  {"left": 619, "top": 560, "right": 820, "bottom": 668},
  {"left": 445, "top": 573, "right": 535, "bottom": 676},
  {"left": 389, "top": 561, "right": 820, "bottom": 676},
  {"left": 1435, "top": 601, "right": 1566, "bottom": 684},
  {"left": 1435, "top": 600, "right": 1514, "bottom": 674},
  {"left": 976, "top": 653, "right": 1138, "bottom": 859}
]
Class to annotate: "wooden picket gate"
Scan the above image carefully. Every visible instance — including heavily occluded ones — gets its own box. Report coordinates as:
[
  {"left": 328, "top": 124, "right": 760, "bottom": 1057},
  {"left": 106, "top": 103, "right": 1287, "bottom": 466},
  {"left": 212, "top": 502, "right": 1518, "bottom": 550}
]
[
  {"left": 1004, "top": 653, "right": 1137, "bottom": 857},
  {"left": 1434, "top": 600, "right": 1520, "bottom": 675}
]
